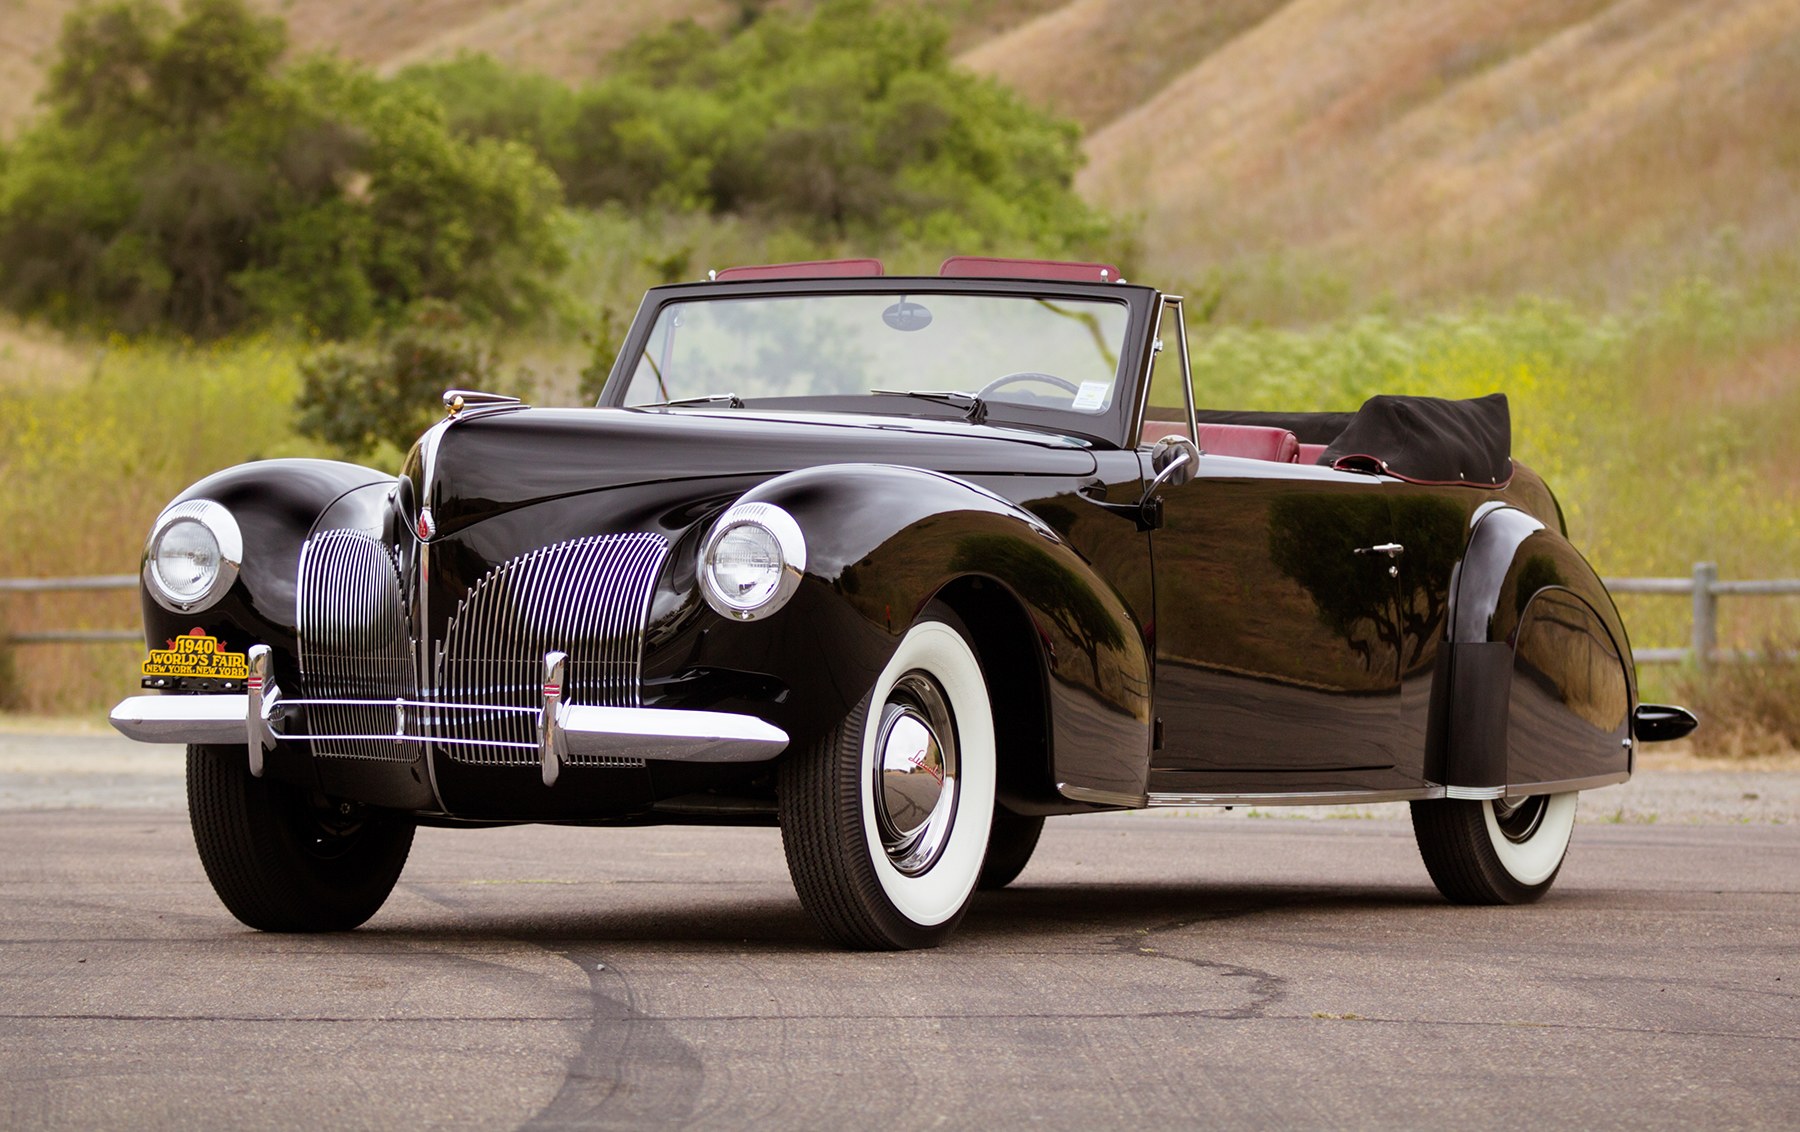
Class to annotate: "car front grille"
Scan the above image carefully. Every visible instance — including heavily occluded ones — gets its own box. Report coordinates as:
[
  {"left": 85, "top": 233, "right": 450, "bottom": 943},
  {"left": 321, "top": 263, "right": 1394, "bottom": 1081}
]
[
  {"left": 295, "top": 529, "right": 669, "bottom": 768},
  {"left": 436, "top": 532, "right": 669, "bottom": 767}
]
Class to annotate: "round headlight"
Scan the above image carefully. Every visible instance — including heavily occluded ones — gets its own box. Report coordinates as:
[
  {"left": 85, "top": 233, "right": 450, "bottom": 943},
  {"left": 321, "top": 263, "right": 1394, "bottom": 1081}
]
[
  {"left": 699, "top": 502, "right": 806, "bottom": 621},
  {"left": 143, "top": 500, "right": 242, "bottom": 613}
]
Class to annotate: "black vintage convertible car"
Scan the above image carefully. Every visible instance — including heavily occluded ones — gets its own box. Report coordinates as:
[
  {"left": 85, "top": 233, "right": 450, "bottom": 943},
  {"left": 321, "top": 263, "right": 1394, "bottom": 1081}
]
[{"left": 112, "top": 255, "right": 1695, "bottom": 949}]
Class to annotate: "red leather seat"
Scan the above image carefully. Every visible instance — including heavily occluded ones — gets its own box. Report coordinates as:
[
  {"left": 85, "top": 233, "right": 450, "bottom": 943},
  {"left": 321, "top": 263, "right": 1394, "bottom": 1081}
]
[
  {"left": 1140, "top": 421, "right": 1301, "bottom": 463},
  {"left": 1296, "top": 443, "right": 1330, "bottom": 465}
]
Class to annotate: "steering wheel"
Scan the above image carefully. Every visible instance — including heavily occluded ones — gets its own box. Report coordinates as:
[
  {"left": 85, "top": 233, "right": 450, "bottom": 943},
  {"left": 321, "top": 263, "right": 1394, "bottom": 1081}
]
[{"left": 975, "top": 371, "right": 1082, "bottom": 399}]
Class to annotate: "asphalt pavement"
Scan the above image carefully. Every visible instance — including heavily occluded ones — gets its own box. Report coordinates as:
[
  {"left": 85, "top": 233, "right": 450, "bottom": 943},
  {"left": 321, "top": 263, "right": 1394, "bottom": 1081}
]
[{"left": 2, "top": 730, "right": 1796, "bottom": 1129}]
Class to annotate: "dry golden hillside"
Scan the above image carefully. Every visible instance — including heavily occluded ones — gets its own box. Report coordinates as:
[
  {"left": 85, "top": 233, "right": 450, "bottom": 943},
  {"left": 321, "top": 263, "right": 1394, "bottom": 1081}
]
[
  {"left": 956, "top": 0, "right": 1287, "bottom": 131},
  {"left": 1074, "top": 0, "right": 1800, "bottom": 301}
]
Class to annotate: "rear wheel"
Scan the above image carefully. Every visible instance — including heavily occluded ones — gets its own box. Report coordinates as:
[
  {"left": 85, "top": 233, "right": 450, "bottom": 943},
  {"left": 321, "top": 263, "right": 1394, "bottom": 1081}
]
[
  {"left": 1411, "top": 792, "right": 1578, "bottom": 905},
  {"left": 779, "top": 610, "right": 996, "bottom": 949},
  {"left": 186, "top": 744, "right": 415, "bottom": 931}
]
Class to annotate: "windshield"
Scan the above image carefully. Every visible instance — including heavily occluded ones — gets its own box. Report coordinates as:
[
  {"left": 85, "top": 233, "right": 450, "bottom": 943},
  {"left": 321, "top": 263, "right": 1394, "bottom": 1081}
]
[{"left": 621, "top": 292, "right": 1131, "bottom": 417}]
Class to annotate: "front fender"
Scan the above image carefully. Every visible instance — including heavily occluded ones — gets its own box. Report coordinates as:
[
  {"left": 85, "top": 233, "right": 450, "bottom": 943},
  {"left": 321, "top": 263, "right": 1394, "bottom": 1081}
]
[
  {"left": 645, "top": 464, "right": 1153, "bottom": 798},
  {"left": 1437, "top": 504, "right": 1636, "bottom": 794},
  {"left": 138, "top": 459, "right": 395, "bottom": 676}
]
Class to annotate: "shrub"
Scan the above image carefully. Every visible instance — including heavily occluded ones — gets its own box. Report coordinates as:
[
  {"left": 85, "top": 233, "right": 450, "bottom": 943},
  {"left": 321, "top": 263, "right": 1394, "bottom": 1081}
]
[
  {"left": 1670, "top": 640, "right": 1800, "bottom": 758},
  {"left": 295, "top": 303, "right": 527, "bottom": 459}
]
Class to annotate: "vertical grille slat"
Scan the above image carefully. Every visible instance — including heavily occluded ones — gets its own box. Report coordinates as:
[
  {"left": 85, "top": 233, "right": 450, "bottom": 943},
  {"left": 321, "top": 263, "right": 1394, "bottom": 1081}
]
[
  {"left": 297, "top": 530, "right": 416, "bottom": 761},
  {"left": 436, "top": 532, "right": 669, "bottom": 767},
  {"left": 295, "top": 530, "right": 669, "bottom": 769}
]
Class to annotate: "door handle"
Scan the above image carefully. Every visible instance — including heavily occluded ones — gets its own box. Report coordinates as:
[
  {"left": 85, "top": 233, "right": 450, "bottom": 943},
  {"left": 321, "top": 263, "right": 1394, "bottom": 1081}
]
[{"left": 1353, "top": 543, "right": 1405, "bottom": 558}]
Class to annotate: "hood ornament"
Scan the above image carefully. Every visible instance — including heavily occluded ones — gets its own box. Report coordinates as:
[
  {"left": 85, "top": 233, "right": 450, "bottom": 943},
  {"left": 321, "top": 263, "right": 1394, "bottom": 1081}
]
[{"left": 443, "top": 388, "right": 524, "bottom": 418}]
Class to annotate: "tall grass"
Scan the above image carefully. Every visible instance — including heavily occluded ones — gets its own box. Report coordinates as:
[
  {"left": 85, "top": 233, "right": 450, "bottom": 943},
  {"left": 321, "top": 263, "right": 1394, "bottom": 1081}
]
[{"left": 0, "top": 333, "right": 328, "bottom": 713}]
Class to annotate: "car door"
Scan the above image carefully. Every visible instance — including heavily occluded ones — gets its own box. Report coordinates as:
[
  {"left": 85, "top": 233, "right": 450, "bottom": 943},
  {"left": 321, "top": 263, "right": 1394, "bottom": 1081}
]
[{"left": 1148, "top": 459, "right": 1409, "bottom": 794}]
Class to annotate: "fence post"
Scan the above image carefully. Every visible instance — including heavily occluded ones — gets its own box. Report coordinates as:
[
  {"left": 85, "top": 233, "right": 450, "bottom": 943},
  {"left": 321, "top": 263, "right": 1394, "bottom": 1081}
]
[{"left": 1691, "top": 561, "right": 1718, "bottom": 669}]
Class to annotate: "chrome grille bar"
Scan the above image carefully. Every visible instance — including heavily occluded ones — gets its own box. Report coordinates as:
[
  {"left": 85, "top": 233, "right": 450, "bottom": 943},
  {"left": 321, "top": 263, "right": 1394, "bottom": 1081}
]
[
  {"left": 296, "top": 529, "right": 670, "bottom": 768},
  {"left": 297, "top": 530, "right": 416, "bottom": 762},
  {"left": 436, "top": 532, "right": 669, "bottom": 767}
]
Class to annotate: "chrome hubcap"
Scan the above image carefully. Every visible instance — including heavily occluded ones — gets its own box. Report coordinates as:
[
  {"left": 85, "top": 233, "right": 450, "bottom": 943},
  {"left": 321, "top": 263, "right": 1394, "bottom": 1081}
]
[
  {"left": 872, "top": 672, "right": 959, "bottom": 876},
  {"left": 1493, "top": 794, "right": 1548, "bottom": 843}
]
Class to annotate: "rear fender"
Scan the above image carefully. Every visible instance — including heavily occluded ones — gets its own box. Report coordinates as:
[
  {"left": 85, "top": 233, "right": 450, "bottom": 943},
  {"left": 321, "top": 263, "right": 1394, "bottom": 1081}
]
[{"left": 1437, "top": 504, "right": 1635, "bottom": 794}]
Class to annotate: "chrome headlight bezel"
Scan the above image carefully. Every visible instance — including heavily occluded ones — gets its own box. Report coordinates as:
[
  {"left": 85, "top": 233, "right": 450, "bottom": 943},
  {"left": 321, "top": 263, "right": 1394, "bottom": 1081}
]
[
  {"left": 698, "top": 502, "right": 807, "bottom": 622},
  {"left": 142, "top": 499, "right": 243, "bottom": 614}
]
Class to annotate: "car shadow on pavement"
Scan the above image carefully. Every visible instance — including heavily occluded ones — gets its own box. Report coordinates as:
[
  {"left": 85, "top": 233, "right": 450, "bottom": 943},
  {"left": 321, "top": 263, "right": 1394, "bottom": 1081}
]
[{"left": 349, "top": 878, "right": 1449, "bottom": 952}]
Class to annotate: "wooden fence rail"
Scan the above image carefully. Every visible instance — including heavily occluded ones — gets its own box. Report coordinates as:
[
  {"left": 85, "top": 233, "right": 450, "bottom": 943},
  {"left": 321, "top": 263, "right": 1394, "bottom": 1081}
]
[
  {"left": 0, "top": 575, "right": 141, "bottom": 644},
  {"left": 3, "top": 564, "right": 1797, "bottom": 663},
  {"left": 1606, "top": 561, "right": 1800, "bottom": 667}
]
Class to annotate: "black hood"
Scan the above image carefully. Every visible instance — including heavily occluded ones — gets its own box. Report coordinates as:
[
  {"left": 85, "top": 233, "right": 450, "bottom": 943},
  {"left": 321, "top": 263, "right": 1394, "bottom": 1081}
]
[{"left": 404, "top": 406, "right": 1099, "bottom": 537}]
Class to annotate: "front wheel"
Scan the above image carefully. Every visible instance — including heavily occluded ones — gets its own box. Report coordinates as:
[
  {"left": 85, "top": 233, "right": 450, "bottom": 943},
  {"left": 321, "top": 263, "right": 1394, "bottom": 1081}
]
[
  {"left": 1411, "top": 792, "right": 1578, "bottom": 905},
  {"left": 977, "top": 805, "right": 1045, "bottom": 890},
  {"left": 186, "top": 744, "right": 416, "bottom": 931},
  {"left": 779, "top": 611, "right": 996, "bottom": 949}
]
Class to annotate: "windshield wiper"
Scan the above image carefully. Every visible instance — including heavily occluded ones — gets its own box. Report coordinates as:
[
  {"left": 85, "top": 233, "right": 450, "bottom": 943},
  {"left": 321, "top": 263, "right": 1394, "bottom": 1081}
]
[
  {"left": 871, "top": 388, "right": 987, "bottom": 424},
  {"left": 648, "top": 393, "right": 744, "bottom": 408}
]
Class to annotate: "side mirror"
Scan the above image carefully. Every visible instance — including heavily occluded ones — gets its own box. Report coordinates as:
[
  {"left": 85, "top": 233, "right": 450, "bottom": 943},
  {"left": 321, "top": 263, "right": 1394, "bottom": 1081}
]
[
  {"left": 1132, "top": 436, "right": 1200, "bottom": 531},
  {"left": 1148, "top": 436, "right": 1199, "bottom": 491}
]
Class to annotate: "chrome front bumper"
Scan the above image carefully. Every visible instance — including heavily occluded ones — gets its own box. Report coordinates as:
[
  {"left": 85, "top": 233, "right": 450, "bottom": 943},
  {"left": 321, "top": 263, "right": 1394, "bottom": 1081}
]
[{"left": 110, "top": 646, "right": 789, "bottom": 785}]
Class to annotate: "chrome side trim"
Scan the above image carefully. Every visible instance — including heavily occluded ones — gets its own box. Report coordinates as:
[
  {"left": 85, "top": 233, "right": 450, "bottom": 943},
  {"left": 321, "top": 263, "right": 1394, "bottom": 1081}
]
[
  {"left": 1505, "top": 771, "right": 1630, "bottom": 796},
  {"left": 1148, "top": 787, "right": 1447, "bottom": 807},
  {"left": 110, "top": 694, "right": 248, "bottom": 745},
  {"left": 1444, "top": 785, "right": 1504, "bottom": 801},
  {"left": 1058, "top": 782, "right": 1148, "bottom": 808}
]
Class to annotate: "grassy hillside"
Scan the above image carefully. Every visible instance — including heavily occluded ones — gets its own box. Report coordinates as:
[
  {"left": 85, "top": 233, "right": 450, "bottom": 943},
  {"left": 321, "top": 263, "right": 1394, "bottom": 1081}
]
[
  {"left": 1075, "top": 0, "right": 1800, "bottom": 309},
  {"left": 0, "top": 0, "right": 731, "bottom": 134},
  {"left": 958, "top": 0, "right": 1286, "bottom": 131}
]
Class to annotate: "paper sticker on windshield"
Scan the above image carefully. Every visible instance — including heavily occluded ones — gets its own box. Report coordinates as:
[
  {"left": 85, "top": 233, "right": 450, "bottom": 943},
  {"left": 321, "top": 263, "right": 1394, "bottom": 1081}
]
[
  {"left": 142, "top": 629, "right": 249, "bottom": 680},
  {"left": 1071, "top": 381, "right": 1109, "bottom": 411}
]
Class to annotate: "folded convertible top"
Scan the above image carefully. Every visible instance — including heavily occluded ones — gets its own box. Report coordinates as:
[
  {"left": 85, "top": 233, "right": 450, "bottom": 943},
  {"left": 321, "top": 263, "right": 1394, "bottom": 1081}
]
[{"left": 1318, "top": 392, "right": 1512, "bottom": 486}]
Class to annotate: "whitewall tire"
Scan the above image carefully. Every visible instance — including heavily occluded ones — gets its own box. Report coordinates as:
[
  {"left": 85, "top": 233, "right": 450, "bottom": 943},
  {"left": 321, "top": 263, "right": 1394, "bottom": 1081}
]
[
  {"left": 1411, "top": 792, "right": 1578, "bottom": 905},
  {"left": 779, "top": 609, "right": 995, "bottom": 949}
]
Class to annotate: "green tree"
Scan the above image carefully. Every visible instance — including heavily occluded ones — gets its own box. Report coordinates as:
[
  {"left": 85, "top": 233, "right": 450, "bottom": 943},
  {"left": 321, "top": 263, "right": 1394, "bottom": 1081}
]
[
  {"left": 0, "top": 0, "right": 564, "bottom": 338},
  {"left": 417, "top": 0, "right": 1110, "bottom": 251}
]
